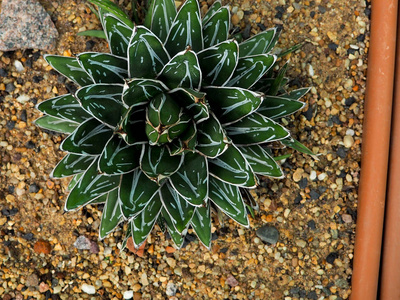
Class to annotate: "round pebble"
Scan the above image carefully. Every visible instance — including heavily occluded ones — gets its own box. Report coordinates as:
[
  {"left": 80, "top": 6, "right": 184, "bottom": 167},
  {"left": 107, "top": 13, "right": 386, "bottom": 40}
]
[{"left": 256, "top": 225, "right": 280, "bottom": 245}]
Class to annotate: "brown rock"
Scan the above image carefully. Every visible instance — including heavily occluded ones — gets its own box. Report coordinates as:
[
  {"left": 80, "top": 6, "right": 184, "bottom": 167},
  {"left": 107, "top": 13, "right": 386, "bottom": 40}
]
[
  {"left": 34, "top": 240, "right": 52, "bottom": 254},
  {"left": 127, "top": 238, "right": 146, "bottom": 257}
]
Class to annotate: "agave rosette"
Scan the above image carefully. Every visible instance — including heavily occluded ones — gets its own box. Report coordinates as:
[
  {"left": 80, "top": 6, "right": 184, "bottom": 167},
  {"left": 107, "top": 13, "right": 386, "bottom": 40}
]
[{"left": 35, "top": 0, "right": 311, "bottom": 249}]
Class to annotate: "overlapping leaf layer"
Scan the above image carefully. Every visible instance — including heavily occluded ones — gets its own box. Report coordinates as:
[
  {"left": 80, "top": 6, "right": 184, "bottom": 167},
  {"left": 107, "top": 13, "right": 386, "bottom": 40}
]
[{"left": 36, "top": 0, "right": 311, "bottom": 249}]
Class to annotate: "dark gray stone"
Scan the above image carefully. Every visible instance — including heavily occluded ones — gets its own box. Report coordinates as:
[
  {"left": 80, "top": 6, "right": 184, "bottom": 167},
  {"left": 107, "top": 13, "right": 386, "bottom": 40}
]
[{"left": 256, "top": 225, "right": 279, "bottom": 245}]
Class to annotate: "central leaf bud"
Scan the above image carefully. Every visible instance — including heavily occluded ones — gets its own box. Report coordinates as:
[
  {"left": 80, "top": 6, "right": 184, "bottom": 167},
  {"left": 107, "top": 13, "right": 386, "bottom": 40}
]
[{"left": 145, "top": 93, "right": 190, "bottom": 145}]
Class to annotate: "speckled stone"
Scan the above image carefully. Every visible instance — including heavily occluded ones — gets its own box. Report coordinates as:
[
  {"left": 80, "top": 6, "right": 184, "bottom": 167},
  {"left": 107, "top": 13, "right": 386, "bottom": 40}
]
[{"left": 0, "top": 0, "right": 58, "bottom": 51}]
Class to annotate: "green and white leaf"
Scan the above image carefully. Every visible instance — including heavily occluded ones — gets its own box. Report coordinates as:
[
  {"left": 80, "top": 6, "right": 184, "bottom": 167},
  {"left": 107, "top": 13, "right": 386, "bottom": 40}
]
[
  {"left": 202, "top": 0, "right": 222, "bottom": 25},
  {"left": 119, "top": 169, "right": 160, "bottom": 219},
  {"left": 120, "top": 105, "right": 148, "bottom": 145},
  {"left": 77, "top": 52, "right": 128, "bottom": 84},
  {"left": 76, "top": 83, "right": 127, "bottom": 127},
  {"left": 51, "top": 153, "right": 96, "bottom": 178},
  {"left": 197, "top": 40, "right": 239, "bottom": 86},
  {"left": 165, "top": 0, "right": 203, "bottom": 56},
  {"left": 144, "top": 0, "right": 177, "bottom": 42},
  {"left": 37, "top": 94, "right": 91, "bottom": 124},
  {"left": 122, "top": 79, "right": 167, "bottom": 108},
  {"left": 238, "top": 145, "right": 283, "bottom": 178},
  {"left": 99, "top": 189, "right": 123, "bottom": 239},
  {"left": 132, "top": 193, "right": 162, "bottom": 247},
  {"left": 157, "top": 49, "right": 202, "bottom": 90},
  {"left": 160, "top": 183, "right": 194, "bottom": 233},
  {"left": 99, "top": 134, "right": 141, "bottom": 174},
  {"left": 168, "top": 88, "right": 209, "bottom": 123},
  {"left": 268, "top": 60, "right": 289, "bottom": 96},
  {"left": 257, "top": 95, "right": 305, "bottom": 120},
  {"left": 195, "top": 113, "right": 229, "bottom": 158},
  {"left": 44, "top": 55, "right": 93, "bottom": 87},
  {"left": 208, "top": 177, "right": 249, "bottom": 226},
  {"left": 227, "top": 54, "right": 276, "bottom": 89},
  {"left": 88, "top": 0, "right": 133, "bottom": 27},
  {"left": 203, "top": 87, "right": 263, "bottom": 125},
  {"left": 208, "top": 144, "right": 257, "bottom": 188},
  {"left": 280, "top": 87, "right": 310, "bottom": 101},
  {"left": 140, "top": 144, "right": 184, "bottom": 183},
  {"left": 202, "top": 6, "right": 230, "bottom": 48},
  {"left": 128, "top": 26, "right": 170, "bottom": 78},
  {"left": 103, "top": 13, "right": 133, "bottom": 57},
  {"left": 202, "top": 0, "right": 221, "bottom": 24},
  {"left": 160, "top": 208, "right": 184, "bottom": 248},
  {"left": 239, "top": 28, "right": 277, "bottom": 57},
  {"left": 67, "top": 173, "right": 83, "bottom": 191},
  {"left": 60, "top": 118, "right": 114, "bottom": 155},
  {"left": 225, "top": 112, "right": 290, "bottom": 145},
  {"left": 191, "top": 204, "right": 211, "bottom": 249},
  {"left": 65, "top": 158, "right": 120, "bottom": 211},
  {"left": 169, "top": 151, "right": 208, "bottom": 206},
  {"left": 35, "top": 115, "right": 78, "bottom": 134}
]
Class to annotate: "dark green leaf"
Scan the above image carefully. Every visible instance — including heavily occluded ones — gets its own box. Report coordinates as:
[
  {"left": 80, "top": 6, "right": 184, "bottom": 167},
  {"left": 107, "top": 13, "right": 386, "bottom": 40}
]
[
  {"left": 157, "top": 49, "right": 201, "bottom": 90},
  {"left": 281, "top": 136, "right": 318, "bottom": 159},
  {"left": 165, "top": 0, "right": 203, "bottom": 56},
  {"left": 88, "top": 0, "right": 133, "bottom": 27},
  {"left": 122, "top": 79, "right": 167, "bottom": 108},
  {"left": 208, "top": 144, "right": 257, "bottom": 188},
  {"left": 225, "top": 112, "right": 289, "bottom": 145},
  {"left": 132, "top": 193, "right": 162, "bottom": 247},
  {"left": 61, "top": 118, "right": 114, "bottom": 155},
  {"left": 239, "top": 28, "right": 277, "bottom": 57},
  {"left": 35, "top": 115, "right": 78, "bottom": 134},
  {"left": 65, "top": 158, "right": 120, "bottom": 210},
  {"left": 128, "top": 26, "right": 170, "bottom": 78},
  {"left": 52, "top": 154, "right": 96, "bottom": 178},
  {"left": 144, "top": 0, "right": 177, "bottom": 42},
  {"left": 120, "top": 105, "right": 148, "bottom": 145},
  {"left": 202, "top": 0, "right": 221, "bottom": 24},
  {"left": 278, "top": 42, "right": 304, "bottom": 58},
  {"left": 203, "top": 87, "right": 262, "bottom": 125},
  {"left": 119, "top": 169, "right": 160, "bottom": 218},
  {"left": 76, "top": 84, "right": 127, "bottom": 127},
  {"left": 195, "top": 113, "right": 229, "bottom": 158},
  {"left": 167, "top": 120, "right": 197, "bottom": 155},
  {"left": 140, "top": 144, "right": 184, "bottom": 183},
  {"left": 280, "top": 87, "right": 310, "bottom": 101},
  {"left": 202, "top": 7, "right": 230, "bottom": 48},
  {"left": 37, "top": 94, "right": 91, "bottom": 124},
  {"left": 238, "top": 145, "right": 283, "bottom": 178},
  {"left": 168, "top": 88, "right": 208, "bottom": 123},
  {"left": 191, "top": 204, "right": 211, "bottom": 249},
  {"left": 77, "top": 30, "right": 107, "bottom": 39},
  {"left": 102, "top": 13, "right": 133, "bottom": 57},
  {"left": 208, "top": 177, "right": 249, "bottom": 226},
  {"left": 269, "top": 61, "right": 289, "bottom": 96},
  {"left": 99, "top": 189, "right": 123, "bottom": 239},
  {"left": 257, "top": 95, "right": 305, "bottom": 119},
  {"left": 160, "top": 183, "right": 194, "bottom": 233},
  {"left": 169, "top": 151, "right": 208, "bottom": 206},
  {"left": 67, "top": 173, "right": 83, "bottom": 191},
  {"left": 121, "top": 221, "right": 133, "bottom": 251},
  {"left": 99, "top": 134, "right": 141, "bottom": 174},
  {"left": 227, "top": 54, "right": 276, "bottom": 89},
  {"left": 197, "top": 40, "right": 239, "bottom": 86},
  {"left": 161, "top": 209, "right": 184, "bottom": 248},
  {"left": 77, "top": 52, "right": 128, "bottom": 84},
  {"left": 44, "top": 55, "right": 93, "bottom": 87}
]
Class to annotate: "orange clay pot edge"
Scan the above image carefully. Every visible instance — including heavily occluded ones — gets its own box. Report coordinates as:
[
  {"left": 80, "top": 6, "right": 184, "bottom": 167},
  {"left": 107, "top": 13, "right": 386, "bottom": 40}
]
[
  {"left": 350, "top": 1, "right": 398, "bottom": 299},
  {"left": 379, "top": 2, "right": 400, "bottom": 299}
]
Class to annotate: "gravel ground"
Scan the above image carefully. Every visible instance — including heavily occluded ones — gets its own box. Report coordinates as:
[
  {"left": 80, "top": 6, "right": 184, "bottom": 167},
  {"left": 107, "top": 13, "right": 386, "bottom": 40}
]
[{"left": 0, "top": 0, "right": 368, "bottom": 299}]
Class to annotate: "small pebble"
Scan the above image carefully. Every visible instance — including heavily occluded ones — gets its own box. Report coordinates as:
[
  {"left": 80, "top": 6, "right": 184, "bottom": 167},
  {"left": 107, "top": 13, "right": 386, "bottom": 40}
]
[
  {"left": 343, "top": 135, "right": 354, "bottom": 148},
  {"left": 14, "top": 60, "right": 25, "bottom": 72},
  {"left": 256, "top": 225, "right": 279, "bottom": 245},
  {"left": 166, "top": 282, "right": 177, "bottom": 296},
  {"left": 341, "top": 214, "right": 353, "bottom": 223},
  {"left": 73, "top": 236, "right": 92, "bottom": 250},
  {"left": 81, "top": 283, "right": 96, "bottom": 295},
  {"left": 226, "top": 274, "right": 239, "bottom": 287},
  {"left": 123, "top": 291, "right": 134, "bottom": 299}
]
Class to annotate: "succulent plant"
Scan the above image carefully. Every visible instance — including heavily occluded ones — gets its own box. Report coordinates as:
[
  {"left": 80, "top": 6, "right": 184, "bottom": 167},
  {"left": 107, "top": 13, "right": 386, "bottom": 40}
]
[{"left": 35, "top": 0, "right": 312, "bottom": 250}]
